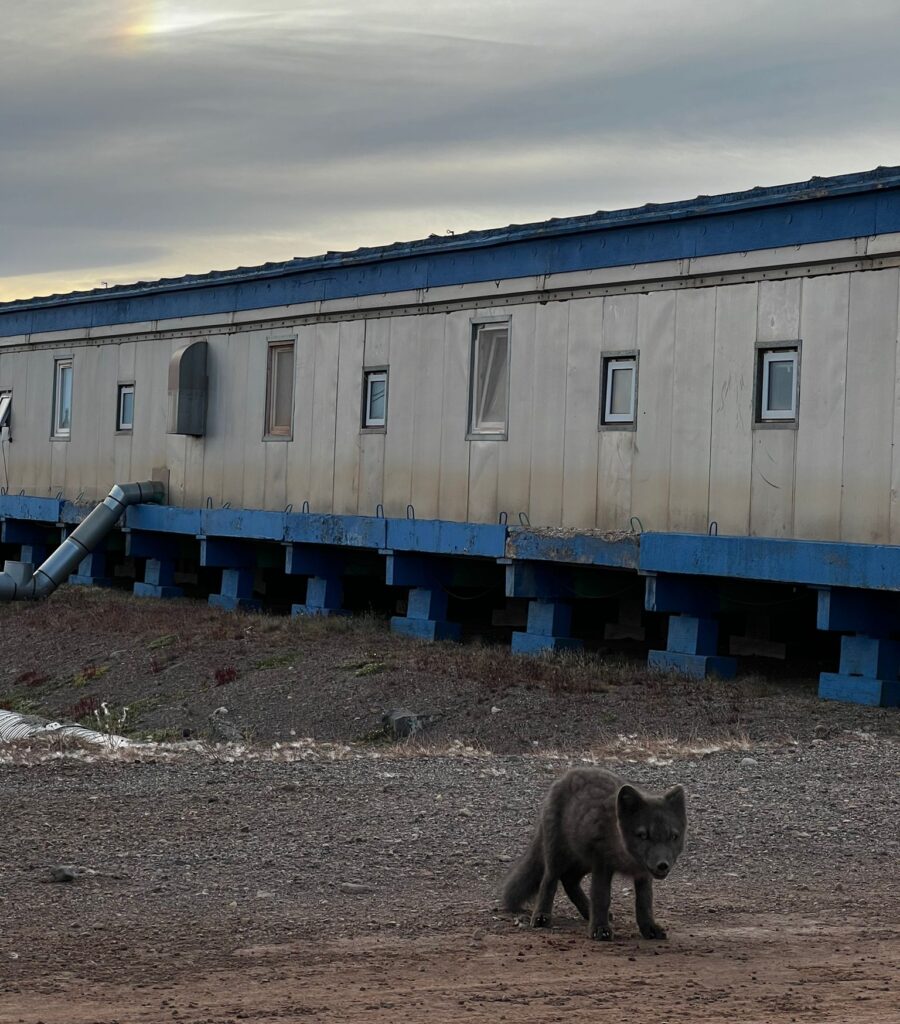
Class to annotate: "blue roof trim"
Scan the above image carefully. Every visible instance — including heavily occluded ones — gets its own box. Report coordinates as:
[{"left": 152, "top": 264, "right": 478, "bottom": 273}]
[{"left": 3, "top": 165, "right": 900, "bottom": 339}]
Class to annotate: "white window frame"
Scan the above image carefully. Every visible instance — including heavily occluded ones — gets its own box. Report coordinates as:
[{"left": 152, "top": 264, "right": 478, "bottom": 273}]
[
  {"left": 264, "top": 340, "right": 295, "bottom": 440},
  {"left": 0, "top": 390, "right": 11, "bottom": 431},
  {"left": 760, "top": 348, "right": 798, "bottom": 421},
  {"left": 468, "top": 321, "right": 510, "bottom": 439},
  {"left": 52, "top": 357, "right": 73, "bottom": 439},
  {"left": 363, "top": 369, "right": 388, "bottom": 429},
  {"left": 117, "top": 383, "right": 135, "bottom": 432},
  {"left": 602, "top": 355, "right": 637, "bottom": 425}
]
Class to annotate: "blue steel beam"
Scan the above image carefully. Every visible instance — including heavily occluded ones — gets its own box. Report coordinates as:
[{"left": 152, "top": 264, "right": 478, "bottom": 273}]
[
  {"left": 506, "top": 529, "right": 639, "bottom": 569},
  {"left": 640, "top": 533, "right": 900, "bottom": 591},
  {"left": 386, "top": 518, "right": 507, "bottom": 558}
]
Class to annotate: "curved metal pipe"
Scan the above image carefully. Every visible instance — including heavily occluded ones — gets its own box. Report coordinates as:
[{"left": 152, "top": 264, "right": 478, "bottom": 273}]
[{"left": 0, "top": 480, "right": 165, "bottom": 601}]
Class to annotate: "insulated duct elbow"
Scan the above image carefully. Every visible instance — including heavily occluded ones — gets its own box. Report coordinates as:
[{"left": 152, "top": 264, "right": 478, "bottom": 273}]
[{"left": 0, "top": 480, "right": 166, "bottom": 602}]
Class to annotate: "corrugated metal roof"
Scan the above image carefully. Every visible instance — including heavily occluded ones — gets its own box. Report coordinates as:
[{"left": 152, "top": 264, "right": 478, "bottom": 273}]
[{"left": 4, "top": 165, "right": 900, "bottom": 313}]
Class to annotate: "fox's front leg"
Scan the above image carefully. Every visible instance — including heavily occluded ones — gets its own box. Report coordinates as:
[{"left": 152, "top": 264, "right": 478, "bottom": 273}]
[
  {"left": 588, "top": 866, "right": 614, "bottom": 940},
  {"left": 634, "top": 877, "right": 667, "bottom": 939}
]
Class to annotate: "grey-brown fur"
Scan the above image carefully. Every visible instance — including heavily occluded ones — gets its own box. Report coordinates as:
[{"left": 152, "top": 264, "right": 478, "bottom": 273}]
[{"left": 501, "top": 767, "right": 686, "bottom": 941}]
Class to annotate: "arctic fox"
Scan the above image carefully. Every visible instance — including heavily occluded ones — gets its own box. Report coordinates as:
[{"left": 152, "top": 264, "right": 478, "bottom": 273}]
[{"left": 502, "top": 767, "right": 686, "bottom": 941}]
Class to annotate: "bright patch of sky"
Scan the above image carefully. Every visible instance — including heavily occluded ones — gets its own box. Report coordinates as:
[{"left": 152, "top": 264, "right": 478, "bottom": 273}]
[{"left": 2, "top": 1, "right": 900, "bottom": 300}]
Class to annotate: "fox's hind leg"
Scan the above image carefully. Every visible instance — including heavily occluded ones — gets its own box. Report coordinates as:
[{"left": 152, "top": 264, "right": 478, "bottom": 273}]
[
  {"left": 530, "top": 869, "right": 559, "bottom": 928},
  {"left": 561, "top": 871, "right": 590, "bottom": 921}
]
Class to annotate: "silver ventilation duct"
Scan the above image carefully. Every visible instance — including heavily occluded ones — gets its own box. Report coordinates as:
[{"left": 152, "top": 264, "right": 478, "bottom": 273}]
[{"left": 0, "top": 480, "right": 165, "bottom": 602}]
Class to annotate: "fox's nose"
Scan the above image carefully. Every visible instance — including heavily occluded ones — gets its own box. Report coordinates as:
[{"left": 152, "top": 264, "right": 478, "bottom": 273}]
[{"left": 656, "top": 862, "right": 670, "bottom": 876}]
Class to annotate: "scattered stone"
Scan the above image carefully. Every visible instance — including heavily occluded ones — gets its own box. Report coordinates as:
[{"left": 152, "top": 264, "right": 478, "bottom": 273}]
[
  {"left": 382, "top": 708, "right": 433, "bottom": 739},
  {"left": 490, "top": 706, "right": 502, "bottom": 714},
  {"left": 280, "top": 782, "right": 301, "bottom": 793},
  {"left": 813, "top": 722, "right": 830, "bottom": 739},
  {"left": 740, "top": 757, "right": 759, "bottom": 768},
  {"left": 48, "top": 865, "right": 76, "bottom": 884},
  {"left": 459, "top": 806, "right": 473, "bottom": 817},
  {"left": 339, "top": 882, "right": 374, "bottom": 895},
  {"left": 205, "top": 709, "right": 244, "bottom": 744}
]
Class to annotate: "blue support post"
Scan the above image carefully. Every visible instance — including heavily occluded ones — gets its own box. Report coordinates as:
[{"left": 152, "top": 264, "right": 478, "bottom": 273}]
[
  {"left": 134, "top": 557, "right": 183, "bottom": 599},
  {"left": 209, "top": 568, "right": 260, "bottom": 611},
  {"left": 512, "top": 600, "right": 582, "bottom": 654},
  {"left": 505, "top": 562, "right": 581, "bottom": 654},
  {"left": 285, "top": 543, "right": 350, "bottom": 617},
  {"left": 645, "top": 575, "right": 736, "bottom": 679},
  {"left": 816, "top": 589, "right": 900, "bottom": 707},
  {"left": 387, "top": 554, "right": 461, "bottom": 641},
  {"left": 69, "top": 549, "right": 114, "bottom": 588},
  {"left": 293, "top": 574, "right": 346, "bottom": 617},
  {"left": 200, "top": 538, "right": 260, "bottom": 610}
]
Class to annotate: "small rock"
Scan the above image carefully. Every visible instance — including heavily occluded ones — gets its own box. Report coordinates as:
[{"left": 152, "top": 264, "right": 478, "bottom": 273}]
[
  {"left": 382, "top": 708, "right": 432, "bottom": 739},
  {"left": 740, "top": 757, "right": 759, "bottom": 767},
  {"left": 205, "top": 709, "right": 244, "bottom": 744},
  {"left": 813, "top": 722, "right": 830, "bottom": 739},
  {"left": 339, "top": 882, "right": 374, "bottom": 895},
  {"left": 490, "top": 706, "right": 502, "bottom": 714},
  {"left": 459, "top": 806, "right": 473, "bottom": 818},
  {"left": 280, "top": 782, "right": 301, "bottom": 793},
  {"left": 48, "top": 866, "right": 76, "bottom": 884}
]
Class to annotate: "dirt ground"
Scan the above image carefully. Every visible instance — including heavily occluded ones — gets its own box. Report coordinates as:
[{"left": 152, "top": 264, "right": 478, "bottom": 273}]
[{"left": 1, "top": 590, "right": 898, "bottom": 1023}]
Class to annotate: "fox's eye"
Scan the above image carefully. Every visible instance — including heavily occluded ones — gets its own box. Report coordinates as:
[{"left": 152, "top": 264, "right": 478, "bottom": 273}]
[
  {"left": 634, "top": 827, "right": 648, "bottom": 839},
  {"left": 670, "top": 831, "right": 679, "bottom": 841}
]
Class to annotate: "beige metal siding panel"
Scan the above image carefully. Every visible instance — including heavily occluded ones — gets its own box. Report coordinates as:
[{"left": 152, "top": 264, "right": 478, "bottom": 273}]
[
  {"left": 841, "top": 269, "right": 899, "bottom": 542},
  {"left": 112, "top": 342, "right": 136, "bottom": 488},
  {"left": 527, "top": 303, "right": 569, "bottom": 526},
  {"left": 749, "top": 280, "right": 801, "bottom": 537},
  {"left": 667, "top": 289, "right": 716, "bottom": 533},
  {"left": 332, "top": 319, "right": 364, "bottom": 515},
  {"left": 497, "top": 305, "right": 535, "bottom": 523},
  {"left": 793, "top": 275, "right": 849, "bottom": 540},
  {"left": 308, "top": 323, "right": 340, "bottom": 512},
  {"left": 409, "top": 314, "right": 445, "bottom": 519},
  {"left": 240, "top": 331, "right": 269, "bottom": 508},
  {"left": 437, "top": 311, "right": 471, "bottom": 521},
  {"left": 286, "top": 325, "right": 317, "bottom": 507},
  {"left": 561, "top": 297, "right": 602, "bottom": 528},
  {"left": 596, "top": 295, "right": 637, "bottom": 530},
  {"left": 466, "top": 440, "right": 500, "bottom": 523},
  {"left": 0, "top": 351, "right": 31, "bottom": 494},
  {"left": 708, "top": 283, "right": 757, "bottom": 535},
  {"left": 381, "top": 317, "right": 416, "bottom": 515},
  {"left": 197, "top": 335, "right": 227, "bottom": 507},
  {"left": 631, "top": 291, "right": 676, "bottom": 532},
  {"left": 356, "top": 319, "right": 390, "bottom": 513}
]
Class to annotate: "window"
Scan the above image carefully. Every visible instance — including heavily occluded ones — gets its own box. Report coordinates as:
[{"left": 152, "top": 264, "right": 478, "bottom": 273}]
[
  {"left": 117, "top": 383, "right": 135, "bottom": 431},
  {"left": 265, "top": 341, "right": 295, "bottom": 438},
  {"left": 363, "top": 369, "right": 388, "bottom": 428},
  {"left": 756, "top": 346, "right": 799, "bottom": 423},
  {"left": 0, "top": 390, "right": 10, "bottom": 430},
  {"left": 600, "top": 354, "right": 637, "bottom": 426},
  {"left": 52, "top": 358, "right": 73, "bottom": 438},
  {"left": 468, "top": 322, "right": 509, "bottom": 437}
]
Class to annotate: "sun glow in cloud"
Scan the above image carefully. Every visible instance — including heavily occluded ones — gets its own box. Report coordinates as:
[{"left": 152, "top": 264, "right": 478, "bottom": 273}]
[{"left": 123, "top": 2, "right": 249, "bottom": 40}]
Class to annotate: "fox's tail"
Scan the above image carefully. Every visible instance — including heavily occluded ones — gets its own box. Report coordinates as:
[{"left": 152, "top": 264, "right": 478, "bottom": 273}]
[{"left": 500, "top": 829, "right": 544, "bottom": 912}]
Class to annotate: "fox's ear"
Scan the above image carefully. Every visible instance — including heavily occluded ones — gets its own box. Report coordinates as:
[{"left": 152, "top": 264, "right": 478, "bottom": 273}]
[
  {"left": 664, "top": 784, "right": 686, "bottom": 816},
  {"left": 617, "top": 784, "right": 644, "bottom": 816}
]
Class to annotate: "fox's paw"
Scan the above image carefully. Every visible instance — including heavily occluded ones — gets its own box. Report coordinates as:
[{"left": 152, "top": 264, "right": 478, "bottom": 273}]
[
  {"left": 530, "top": 913, "right": 552, "bottom": 929},
  {"left": 640, "top": 923, "right": 667, "bottom": 940},
  {"left": 590, "top": 925, "right": 613, "bottom": 941}
]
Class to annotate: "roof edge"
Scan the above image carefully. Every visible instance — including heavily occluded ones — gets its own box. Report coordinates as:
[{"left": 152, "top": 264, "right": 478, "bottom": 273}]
[{"left": 4, "top": 164, "right": 900, "bottom": 312}]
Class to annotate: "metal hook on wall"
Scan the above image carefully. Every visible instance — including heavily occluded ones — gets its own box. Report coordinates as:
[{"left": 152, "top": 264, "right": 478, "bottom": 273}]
[
  {"left": 518, "top": 512, "right": 531, "bottom": 527},
  {"left": 708, "top": 521, "right": 719, "bottom": 536},
  {"left": 498, "top": 511, "right": 508, "bottom": 525},
  {"left": 406, "top": 504, "right": 415, "bottom": 520},
  {"left": 375, "top": 503, "right": 384, "bottom": 519},
  {"left": 629, "top": 516, "right": 644, "bottom": 534}
]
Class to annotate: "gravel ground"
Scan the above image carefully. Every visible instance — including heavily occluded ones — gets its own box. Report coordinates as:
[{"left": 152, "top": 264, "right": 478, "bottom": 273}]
[
  {"left": 1, "top": 733, "right": 898, "bottom": 1022},
  {"left": 0, "top": 589, "right": 898, "bottom": 1022}
]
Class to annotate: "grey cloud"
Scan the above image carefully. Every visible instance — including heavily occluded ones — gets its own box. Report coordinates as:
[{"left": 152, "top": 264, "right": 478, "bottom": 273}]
[{"left": 2, "top": 0, "right": 900, "bottom": 294}]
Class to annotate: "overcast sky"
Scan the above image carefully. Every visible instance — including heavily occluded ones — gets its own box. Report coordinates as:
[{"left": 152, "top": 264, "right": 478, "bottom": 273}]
[{"left": 2, "top": 0, "right": 900, "bottom": 302}]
